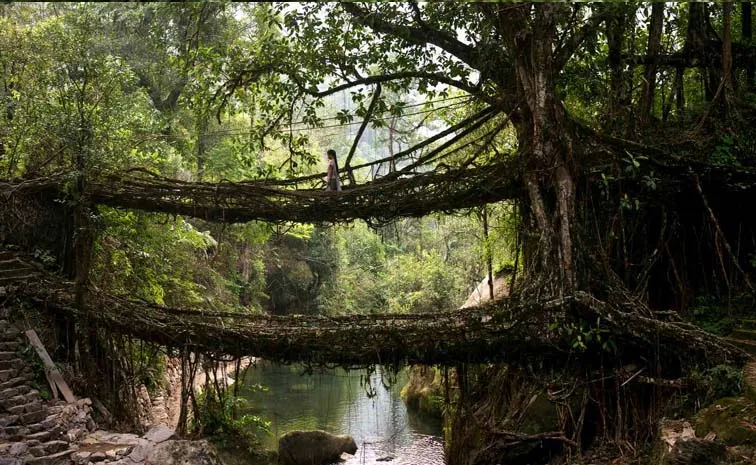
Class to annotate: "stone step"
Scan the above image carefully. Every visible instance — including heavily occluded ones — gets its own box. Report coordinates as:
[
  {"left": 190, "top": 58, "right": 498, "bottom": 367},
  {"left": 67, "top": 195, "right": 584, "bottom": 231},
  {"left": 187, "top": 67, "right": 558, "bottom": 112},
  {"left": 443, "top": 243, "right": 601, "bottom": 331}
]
[
  {"left": 25, "top": 420, "right": 60, "bottom": 436},
  {"left": 0, "top": 341, "right": 22, "bottom": 351},
  {"left": 0, "top": 459, "right": 23, "bottom": 465},
  {"left": 0, "top": 251, "right": 19, "bottom": 261},
  {"left": 25, "top": 448, "right": 76, "bottom": 465},
  {"left": 26, "top": 429, "right": 53, "bottom": 443},
  {"left": 0, "top": 256, "right": 24, "bottom": 265},
  {"left": 732, "top": 328, "right": 756, "bottom": 341},
  {"left": 28, "top": 440, "right": 70, "bottom": 457},
  {"left": 0, "top": 369, "right": 16, "bottom": 383},
  {"left": 0, "top": 257, "right": 30, "bottom": 267},
  {"left": 0, "top": 267, "right": 34, "bottom": 279},
  {"left": 0, "top": 358, "right": 24, "bottom": 371},
  {"left": 1, "top": 390, "right": 43, "bottom": 409},
  {"left": 0, "top": 394, "right": 31, "bottom": 409},
  {"left": 0, "top": 262, "right": 33, "bottom": 271},
  {"left": 0, "top": 387, "right": 38, "bottom": 404},
  {"left": 726, "top": 337, "right": 756, "bottom": 355},
  {"left": 0, "top": 351, "right": 20, "bottom": 361},
  {"left": 0, "top": 325, "right": 20, "bottom": 340},
  {"left": 1, "top": 386, "right": 23, "bottom": 400},
  {"left": 0, "top": 413, "right": 20, "bottom": 427},
  {"left": 1, "top": 382, "right": 34, "bottom": 396},
  {"left": 0, "top": 274, "right": 35, "bottom": 284},
  {"left": 740, "top": 319, "right": 756, "bottom": 330},
  {"left": 20, "top": 408, "right": 48, "bottom": 425},
  {"left": 6, "top": 401, "right": 42, "bottom": 415},
  {"left": 0, "top": 424, "right": 30, "bottom": 440}
]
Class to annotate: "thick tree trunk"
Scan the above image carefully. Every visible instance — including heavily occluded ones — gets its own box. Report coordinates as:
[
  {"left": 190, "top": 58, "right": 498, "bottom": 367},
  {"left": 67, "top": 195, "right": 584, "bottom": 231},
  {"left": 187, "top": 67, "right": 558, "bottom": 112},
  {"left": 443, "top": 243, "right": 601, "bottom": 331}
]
[
  {"left": 745, "top": 2, "right": 754, "bottom": 87},
  {"left": 663, "top": 67, "right": 684, "bottom": 121},
  {"left": 509, "top": 4, "right": 577, "bottom": 291},
  {"left": 722, "top": 2, "right": 734, "bottom": 114},
  {"left": 606, "top": 6, "right": 630, "bottom": 131},
  {"left": 687, "top": 3, "right": 719, "bottom": 100},
  {"left": 640, "top": 3, "right": 664, "bottom": 124}
]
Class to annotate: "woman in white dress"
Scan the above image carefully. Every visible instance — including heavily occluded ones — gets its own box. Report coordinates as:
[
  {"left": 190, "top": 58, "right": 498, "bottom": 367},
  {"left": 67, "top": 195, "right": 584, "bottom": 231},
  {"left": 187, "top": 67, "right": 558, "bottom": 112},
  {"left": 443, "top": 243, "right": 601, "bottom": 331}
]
[{"left": 326, "top": 149, "right": 341, "bottom": 191}]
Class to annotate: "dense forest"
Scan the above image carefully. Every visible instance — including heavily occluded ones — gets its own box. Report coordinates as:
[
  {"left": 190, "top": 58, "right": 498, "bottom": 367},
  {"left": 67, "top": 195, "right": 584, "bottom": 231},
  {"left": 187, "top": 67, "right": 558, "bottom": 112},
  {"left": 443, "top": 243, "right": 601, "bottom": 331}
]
[
  {"left": 2, "top": 2, "right": 756, "bottom": 465},
  {"left": 0, "top": 3, "right": 513, "bottom": 318}
]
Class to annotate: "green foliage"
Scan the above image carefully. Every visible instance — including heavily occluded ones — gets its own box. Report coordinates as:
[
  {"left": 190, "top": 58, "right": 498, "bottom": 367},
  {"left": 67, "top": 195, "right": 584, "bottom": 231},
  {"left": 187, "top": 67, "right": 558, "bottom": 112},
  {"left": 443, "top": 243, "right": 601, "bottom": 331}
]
[
  {"left": 691, "top": 365, "right": 744, "bottom": 405},
  {"left": 130, "top": 346, "right": 166, "bottom": 395},
  {"left": 194, "top": 389, "right": 270, "bottom": 453},
  {"left": 691, "top": 296, "right": 736, "bottom": 335},
  {"left": 1, "top": 2, "right": 524, "bottom": 319},
  {"left": 550, "top": 317, "right": 616, "bottom": 353},
  {"left": 383, "top": 250, "right": 462, "bottom": 313},
  {"left": 709, "top": 135, "right": 741, "bottom": 167},
  {"left": 91, "top": 208, "right": 270, "bottom": 312},
  {"left": 31, "top": 248, "right": 57, "bottom": 268}
]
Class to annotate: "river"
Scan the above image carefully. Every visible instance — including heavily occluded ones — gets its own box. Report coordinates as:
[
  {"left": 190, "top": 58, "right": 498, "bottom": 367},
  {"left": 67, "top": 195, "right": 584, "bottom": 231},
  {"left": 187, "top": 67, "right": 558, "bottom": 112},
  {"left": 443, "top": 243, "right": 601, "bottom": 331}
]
[{"left": 239, "top": 361, "right": 445, "bottom": 465}]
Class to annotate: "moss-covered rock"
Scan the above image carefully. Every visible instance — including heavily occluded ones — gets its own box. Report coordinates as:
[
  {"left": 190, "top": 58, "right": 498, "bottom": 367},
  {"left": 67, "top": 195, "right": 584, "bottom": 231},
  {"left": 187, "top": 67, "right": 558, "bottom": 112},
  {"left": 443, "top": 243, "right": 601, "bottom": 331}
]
[
  {"left": 401, "top": 365, "right": 445, "bottom": 418},
  {"left": 695, "top": 397, "right": 756, "bottom": 445}
]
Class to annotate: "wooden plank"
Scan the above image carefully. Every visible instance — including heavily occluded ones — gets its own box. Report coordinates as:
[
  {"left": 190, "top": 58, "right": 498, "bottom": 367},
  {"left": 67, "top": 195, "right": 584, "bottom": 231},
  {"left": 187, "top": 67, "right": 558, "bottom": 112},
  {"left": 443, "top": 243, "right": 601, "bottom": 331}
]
[
  {"left": 46, "top": 371, "right": 59, "bottom": 401},
  {"left": 25, "top": 329, "right": 77, "bottom": 403}
]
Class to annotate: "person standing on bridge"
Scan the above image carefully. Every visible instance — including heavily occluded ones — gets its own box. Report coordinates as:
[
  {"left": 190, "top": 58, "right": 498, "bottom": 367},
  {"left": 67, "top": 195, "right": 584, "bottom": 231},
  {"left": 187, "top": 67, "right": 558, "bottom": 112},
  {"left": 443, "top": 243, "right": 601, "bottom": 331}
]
[{"left": 326, "top": 149, "right": 342, "bottom": 192}]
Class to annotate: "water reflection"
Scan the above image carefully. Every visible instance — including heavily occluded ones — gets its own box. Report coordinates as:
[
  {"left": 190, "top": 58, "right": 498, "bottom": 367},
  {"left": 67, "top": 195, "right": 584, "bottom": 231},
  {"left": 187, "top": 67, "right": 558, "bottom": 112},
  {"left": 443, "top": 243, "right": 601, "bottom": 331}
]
[{"left": 239, "top": 361, "right": 444, "bottom": 465}]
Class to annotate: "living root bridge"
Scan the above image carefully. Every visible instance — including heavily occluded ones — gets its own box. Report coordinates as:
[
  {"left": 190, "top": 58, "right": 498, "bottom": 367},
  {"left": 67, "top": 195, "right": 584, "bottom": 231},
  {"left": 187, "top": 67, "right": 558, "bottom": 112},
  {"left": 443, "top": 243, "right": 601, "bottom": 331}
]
[
  {"left": 26, "top": 283, "right": 748, "bottom": 368},
  {"left": 88, "top": 162, "right": 518, "bottom": 223}
]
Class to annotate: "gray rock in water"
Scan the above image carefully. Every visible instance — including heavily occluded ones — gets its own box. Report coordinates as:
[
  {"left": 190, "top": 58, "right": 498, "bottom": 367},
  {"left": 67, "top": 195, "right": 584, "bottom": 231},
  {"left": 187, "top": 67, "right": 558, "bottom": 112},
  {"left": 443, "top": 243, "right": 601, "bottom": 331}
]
[
  {"left": 145, "top": 440, "right": 220, "bottom": 465},
  {"left": 278, "top": 430, "right": 358, "bottom": 465}
]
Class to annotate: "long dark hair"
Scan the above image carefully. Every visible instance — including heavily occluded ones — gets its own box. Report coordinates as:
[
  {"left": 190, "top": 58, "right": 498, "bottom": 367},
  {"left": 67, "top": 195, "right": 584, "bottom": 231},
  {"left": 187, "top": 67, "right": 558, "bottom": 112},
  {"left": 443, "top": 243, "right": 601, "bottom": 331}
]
[{"left": 327, "top": 149, "right": 339, "bottom": 173}]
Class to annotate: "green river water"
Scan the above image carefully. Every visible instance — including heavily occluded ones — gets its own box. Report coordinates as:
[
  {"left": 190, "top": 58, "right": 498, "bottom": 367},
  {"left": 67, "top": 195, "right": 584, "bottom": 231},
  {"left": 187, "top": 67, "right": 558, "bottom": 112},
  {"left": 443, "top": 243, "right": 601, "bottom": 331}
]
[{"left": 239, "top": 361, "right": 445, "bottom": 465}]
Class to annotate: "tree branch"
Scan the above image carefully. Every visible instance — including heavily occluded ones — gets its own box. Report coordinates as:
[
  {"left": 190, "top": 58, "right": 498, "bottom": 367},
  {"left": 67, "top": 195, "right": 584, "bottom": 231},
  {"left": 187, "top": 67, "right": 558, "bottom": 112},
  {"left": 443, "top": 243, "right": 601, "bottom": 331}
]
[
  {"left": 625, "top": 43, "right": 756, "bottom": 69},
  {"left": 555, "top": 8, "right": 610, "bottom": 71},
  {"left": 343, "top": 83, "right": 382, "bottom": 184},
  {"left": 301, "top": 71, "right": 480, "bottom": 99},
  {"left": 396, "top": 106, "right": 503, "bottom": 175},
  {"left": 341, "top": 3, "right": 480, "bottom": 69}
]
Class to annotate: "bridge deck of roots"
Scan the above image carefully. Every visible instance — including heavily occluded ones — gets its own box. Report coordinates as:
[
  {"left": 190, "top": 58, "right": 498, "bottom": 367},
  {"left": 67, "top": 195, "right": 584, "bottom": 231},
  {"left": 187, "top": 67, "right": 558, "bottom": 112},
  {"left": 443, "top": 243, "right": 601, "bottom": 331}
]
[{"left": 17, "top": 275, "right": 747, "bottom": 369}]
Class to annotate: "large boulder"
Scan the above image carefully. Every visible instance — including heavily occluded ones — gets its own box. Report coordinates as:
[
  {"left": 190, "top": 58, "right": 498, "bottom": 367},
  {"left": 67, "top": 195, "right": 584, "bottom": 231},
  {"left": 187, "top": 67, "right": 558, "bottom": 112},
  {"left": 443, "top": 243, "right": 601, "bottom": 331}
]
[{"left": 278, "top": 430, "right": 357, "bottom": 465}]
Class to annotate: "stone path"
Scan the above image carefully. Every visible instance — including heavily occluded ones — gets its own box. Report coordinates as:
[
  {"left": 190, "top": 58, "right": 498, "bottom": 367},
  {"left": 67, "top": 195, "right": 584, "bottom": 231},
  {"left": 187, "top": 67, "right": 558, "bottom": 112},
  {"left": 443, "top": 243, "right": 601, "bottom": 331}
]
[
  {"left": 0, "top": 251, "right": 37, "bottom": 288},
  {"left": 0, "top": 318, "right": 79, "bottom": 464}
]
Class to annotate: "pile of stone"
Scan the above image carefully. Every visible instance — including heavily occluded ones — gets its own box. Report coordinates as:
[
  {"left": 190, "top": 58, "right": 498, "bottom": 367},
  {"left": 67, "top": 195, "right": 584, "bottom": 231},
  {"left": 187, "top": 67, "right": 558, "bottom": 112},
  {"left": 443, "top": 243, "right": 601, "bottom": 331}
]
[{"left": 71, "top": 426, "right": 220, "bottom": 465}]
